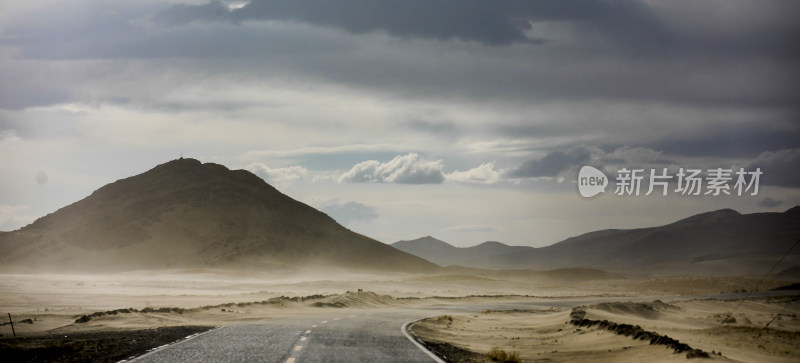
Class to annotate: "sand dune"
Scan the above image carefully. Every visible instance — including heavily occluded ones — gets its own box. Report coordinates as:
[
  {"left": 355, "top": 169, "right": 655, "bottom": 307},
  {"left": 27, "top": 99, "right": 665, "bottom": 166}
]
[{"left": 412, "top": 297, "right": 800, "bottom": 362}]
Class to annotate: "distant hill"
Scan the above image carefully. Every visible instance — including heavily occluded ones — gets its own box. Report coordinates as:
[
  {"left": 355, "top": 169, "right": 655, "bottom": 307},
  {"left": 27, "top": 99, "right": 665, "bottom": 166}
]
[
  {"left": 392, "top": 237, "right": 529, "bottom": 267},
  {"left": 393, "top": 207, "right": 800, "bottom": 276},
  {"left": 0, "top": 158, "right": 439, "bottom": 273}
]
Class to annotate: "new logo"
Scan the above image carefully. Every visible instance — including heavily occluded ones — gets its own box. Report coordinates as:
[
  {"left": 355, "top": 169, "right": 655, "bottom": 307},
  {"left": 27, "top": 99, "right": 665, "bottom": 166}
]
[{"left": 578, "top": 166, "right": 608, "bottom": 198}]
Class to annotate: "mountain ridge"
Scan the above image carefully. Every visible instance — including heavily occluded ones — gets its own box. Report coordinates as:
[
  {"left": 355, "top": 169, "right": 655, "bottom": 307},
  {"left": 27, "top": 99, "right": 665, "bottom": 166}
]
[
  {"left": 393, "top": 207, "right": 800, "bottom": 276},
  {"left": 392, "top": 237, "right": 529, "bottom": 267}
]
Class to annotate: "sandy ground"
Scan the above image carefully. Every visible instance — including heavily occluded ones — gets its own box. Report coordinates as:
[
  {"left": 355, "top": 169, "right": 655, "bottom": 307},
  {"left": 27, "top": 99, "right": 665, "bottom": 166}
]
[
  {"left": 0, "top": 270, "right": 796, "bottom": 362},
  {"left": 411, "top": 297, "right": 800, "bottom": 362}
]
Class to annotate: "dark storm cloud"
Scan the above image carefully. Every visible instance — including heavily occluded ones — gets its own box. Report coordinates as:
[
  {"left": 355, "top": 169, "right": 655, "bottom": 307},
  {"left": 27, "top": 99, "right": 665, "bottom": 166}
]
[
  {"left": 5, "top": 2, "right": 160, "bottom": 59},
  {"left": 507, "top": 146, "right": 592, "bottom": 178},
  {"left": 3, "top": 0, "right": 797, "bottom": 109},
  {"left": 1, "top": 0, "right": 798, "bottom": 162},
  {"left": 757, "top": 197, "right": 783, "bottom": 208},
  {"left": 650, "top": 124, "right": 800, "bottom": 158},
  {"left": 153, "top": 1, "right": 230, "bottom": 26},
  {"left": 151, "top": 0, "right": 800, "bottom": 60},
  {"left": 156, "top": 0, "right": 661, "bottom": 46},
  {"left": 0, "top": 86, "right": 68, "bottom": 110},
  {"left": 12, "top": 18, "right": 347, "bottom": 60}
]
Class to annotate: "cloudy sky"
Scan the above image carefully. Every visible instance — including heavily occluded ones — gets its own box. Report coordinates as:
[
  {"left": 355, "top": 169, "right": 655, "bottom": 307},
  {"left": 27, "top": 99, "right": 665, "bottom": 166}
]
[{"left": 1, "top": 0, "right": 798, "bottom": 247}]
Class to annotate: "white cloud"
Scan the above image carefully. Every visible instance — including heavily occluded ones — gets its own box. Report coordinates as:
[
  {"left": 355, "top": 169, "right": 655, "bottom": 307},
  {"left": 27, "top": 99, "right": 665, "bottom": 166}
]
[
  {"left": 446, "top": 162, "right": 504, "bottom": 184},
  {"left": 339, "top": 153, "right": 445, "bottom": 184},
  {"left": 0, "top": 204, "right": 33, "bottom": 231},
  {"left": 748, "top": 148, "right": 800, "bottom": 187},
  {"left": 246, "top": 163, "right": 308, "bottom": 186},
  {"left": 0, "top": 129, "right": 20, "bottom": 142},
  {"left": 317, "top": 198, "right": 378, "bottom": 226}
]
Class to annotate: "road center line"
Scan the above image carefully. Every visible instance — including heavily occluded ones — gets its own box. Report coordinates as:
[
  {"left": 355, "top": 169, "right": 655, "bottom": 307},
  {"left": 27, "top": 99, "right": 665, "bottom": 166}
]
[
  {"left": 305, "top": 330, "right": 311, "bottom": 334},
  {"left": 286, "top": 358, "right": 295, "bottom": 363},
  {"left": 300, "top": 336, "right": 307, "bottom": 341},
  {"left": 294, "top": 345, "right": 303, "bottom": 352}
]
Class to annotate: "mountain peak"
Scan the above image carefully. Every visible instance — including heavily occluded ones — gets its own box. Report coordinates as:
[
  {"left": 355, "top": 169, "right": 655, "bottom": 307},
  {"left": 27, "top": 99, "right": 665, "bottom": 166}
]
[
  {"left": 151, "top": 157, "right": 204, "bottom": 174},
  {"left": 674, "top": 208, "right": 741, "bottom": 224},
  {"left": 151, "top": 158, "right": 246, "bottom": 179},
  {"left": 785, "top": 205, "right": 800, "bottom": 216},
  {"left": 392, "top": 236, "right": 454, "bottom": 249},
  {"left": 472, "top": 241, "right": 509, "bottom": 248},
  {"left": 169, "top": 156, "right": 201, "bottom": 165},
  {"left": 391, "top": 237, "right": 526, "bottom": 267},
  {"left": 86, "top": 157, "right": 273, "bottom": 204}
]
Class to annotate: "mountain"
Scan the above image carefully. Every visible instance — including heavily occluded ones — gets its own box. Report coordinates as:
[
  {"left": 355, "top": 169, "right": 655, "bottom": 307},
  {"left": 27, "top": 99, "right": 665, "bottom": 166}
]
[
  {"left": 391, "top": 236, "right": 457, "bottom": 266},
  {"left": 391, "top": 237, "right": 529, "bottom": 267},
  {"left": 0, "top": 158, "right": 439, "bottom": 273},
  {"left": 394, "top": 207, "right": 800, "bottom": 276}
]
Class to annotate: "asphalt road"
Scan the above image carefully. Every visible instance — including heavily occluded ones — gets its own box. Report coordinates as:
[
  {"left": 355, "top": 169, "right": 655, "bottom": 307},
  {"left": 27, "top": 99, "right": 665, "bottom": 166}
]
[
  {"left": 132, "top": 308, "right": 442, "bottom": 363},
  {"left": 131, "top": 293, "right": 772, "bottom": 363}
]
